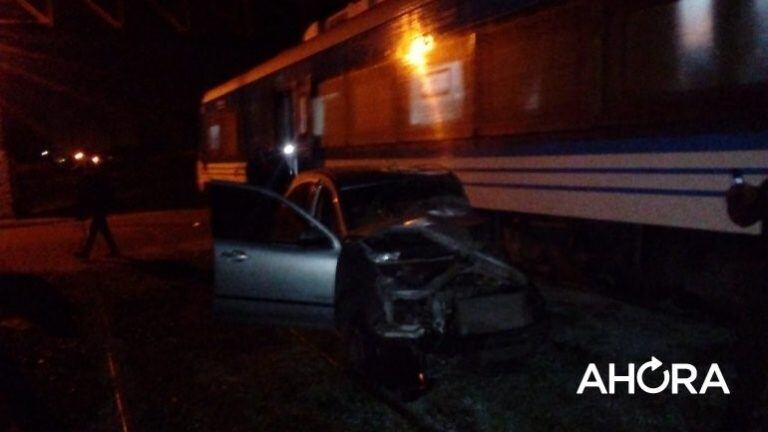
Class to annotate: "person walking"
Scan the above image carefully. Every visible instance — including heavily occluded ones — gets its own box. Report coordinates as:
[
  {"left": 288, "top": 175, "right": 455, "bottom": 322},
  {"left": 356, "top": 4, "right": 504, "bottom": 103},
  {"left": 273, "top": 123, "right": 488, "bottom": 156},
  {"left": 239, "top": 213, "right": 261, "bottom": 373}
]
[{"left": 75, "top": 163, "right": 119, "bottom": 259}]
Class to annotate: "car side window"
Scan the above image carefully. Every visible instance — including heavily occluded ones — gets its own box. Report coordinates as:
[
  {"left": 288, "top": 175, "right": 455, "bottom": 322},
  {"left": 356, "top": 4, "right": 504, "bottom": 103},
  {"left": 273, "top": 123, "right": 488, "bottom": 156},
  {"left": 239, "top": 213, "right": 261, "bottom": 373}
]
[
  {"left": 272, "top": 203, "right": 332, "bottom": 248},
  {"left": 210, "top": 182, "right": 331, "bottom": 249},
  {"left": 315, "top": 186, "right": 342, "bottom": 236},
  {"left": 210, "top": 182, "right": 281, "bottom": 243}
]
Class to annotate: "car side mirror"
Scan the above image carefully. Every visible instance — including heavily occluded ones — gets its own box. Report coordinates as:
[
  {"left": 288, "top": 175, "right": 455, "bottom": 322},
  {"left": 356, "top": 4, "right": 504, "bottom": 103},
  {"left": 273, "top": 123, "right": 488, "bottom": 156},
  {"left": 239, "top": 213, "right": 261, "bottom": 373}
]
[{"left": 297, "top": 226, "right": 331, "bottom": 249}]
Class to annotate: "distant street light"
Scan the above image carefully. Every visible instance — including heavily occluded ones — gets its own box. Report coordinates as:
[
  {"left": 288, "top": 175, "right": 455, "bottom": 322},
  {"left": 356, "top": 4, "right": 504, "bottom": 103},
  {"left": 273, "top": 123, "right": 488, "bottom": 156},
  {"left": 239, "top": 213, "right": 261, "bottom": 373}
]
[
  {"left": 91, "top": 155, "right": 101, "bottom": 165},
  {"left": 40, "top": 150, "right": 49, "bottom": 157},
  {"left": 73, "top": 151, "right": 85, "bottom": 161}
]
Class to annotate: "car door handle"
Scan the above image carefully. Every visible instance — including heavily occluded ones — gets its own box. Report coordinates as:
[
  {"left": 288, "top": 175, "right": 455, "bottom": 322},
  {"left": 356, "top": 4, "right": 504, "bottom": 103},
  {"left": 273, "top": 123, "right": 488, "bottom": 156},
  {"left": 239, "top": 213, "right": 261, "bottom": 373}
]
[{"left": 221, "top": 250, "right": 249, "bottom": 262}]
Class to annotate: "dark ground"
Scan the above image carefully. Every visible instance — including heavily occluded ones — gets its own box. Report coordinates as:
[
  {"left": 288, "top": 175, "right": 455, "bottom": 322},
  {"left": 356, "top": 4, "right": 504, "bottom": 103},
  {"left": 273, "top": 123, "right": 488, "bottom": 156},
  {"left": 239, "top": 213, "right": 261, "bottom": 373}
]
[{"left": 0, "top": 211, "right": 742, "bottom": 431}]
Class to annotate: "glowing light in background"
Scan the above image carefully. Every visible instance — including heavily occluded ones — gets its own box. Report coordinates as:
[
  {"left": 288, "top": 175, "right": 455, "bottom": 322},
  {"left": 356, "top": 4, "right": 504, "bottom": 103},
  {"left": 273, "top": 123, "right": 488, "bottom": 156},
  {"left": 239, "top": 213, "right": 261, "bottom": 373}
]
[
  {"left": 282, "top": 143, "right": 296, "bottom": 156},
  {"left": 404, "top": 34, "right": 435, "bottom": 72},
  {"left": 40, "top": 149, "right": 49, "bottom": 157},
  {"left": 73, "top": 151, "right": 85, "bottom": 161},
  {"left": 91, "top": 155, "right": 101, "bottom": 165},
  {"left": 282, "top": 143, "right": 298, "bottom": 176}
]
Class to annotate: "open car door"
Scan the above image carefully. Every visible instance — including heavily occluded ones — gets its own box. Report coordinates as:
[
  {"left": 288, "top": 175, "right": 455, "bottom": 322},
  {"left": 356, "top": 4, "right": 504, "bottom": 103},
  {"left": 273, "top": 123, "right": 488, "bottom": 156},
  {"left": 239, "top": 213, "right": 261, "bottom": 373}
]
[{"left": 209, "top": 181, "right": 340, "bottom": 328}]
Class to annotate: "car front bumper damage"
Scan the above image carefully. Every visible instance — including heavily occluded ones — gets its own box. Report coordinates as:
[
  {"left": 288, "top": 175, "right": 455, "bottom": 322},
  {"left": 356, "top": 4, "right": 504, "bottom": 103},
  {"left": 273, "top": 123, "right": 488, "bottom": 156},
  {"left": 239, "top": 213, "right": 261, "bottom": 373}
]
[{"left": 361, "top": 219, "right": 544, "bottom": 348}]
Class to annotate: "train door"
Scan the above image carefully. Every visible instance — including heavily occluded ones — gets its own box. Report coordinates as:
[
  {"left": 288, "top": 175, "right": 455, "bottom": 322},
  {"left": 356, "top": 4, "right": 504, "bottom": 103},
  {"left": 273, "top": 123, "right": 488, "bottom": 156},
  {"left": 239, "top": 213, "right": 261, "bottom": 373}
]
[
  {"left": 274, "top": 90, "right": 295, "bottom": 150},
  {"left": 274, "top": 75, "right": 315, "bottom": 175}
]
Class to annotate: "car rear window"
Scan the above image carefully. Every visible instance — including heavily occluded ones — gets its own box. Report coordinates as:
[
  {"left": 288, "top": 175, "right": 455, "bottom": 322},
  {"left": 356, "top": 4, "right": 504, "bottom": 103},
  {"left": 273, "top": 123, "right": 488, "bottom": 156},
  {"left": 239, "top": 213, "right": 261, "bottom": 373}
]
[{"left": 339, "top": 174, "right": 467, "bottom": 230}]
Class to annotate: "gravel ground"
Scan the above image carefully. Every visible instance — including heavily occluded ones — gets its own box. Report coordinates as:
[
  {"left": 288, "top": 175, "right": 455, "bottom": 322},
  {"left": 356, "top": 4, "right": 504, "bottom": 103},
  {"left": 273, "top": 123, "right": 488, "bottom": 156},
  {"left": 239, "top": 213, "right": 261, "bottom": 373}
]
[
  {"left": 0, "top": 212, "right": 738, "bottom": 431},
  {"left": 406, "top": 285, "right": 734, "bottom": 431},
  {"left": 1, "top": 262, "right": 415, "bottom": 432}
]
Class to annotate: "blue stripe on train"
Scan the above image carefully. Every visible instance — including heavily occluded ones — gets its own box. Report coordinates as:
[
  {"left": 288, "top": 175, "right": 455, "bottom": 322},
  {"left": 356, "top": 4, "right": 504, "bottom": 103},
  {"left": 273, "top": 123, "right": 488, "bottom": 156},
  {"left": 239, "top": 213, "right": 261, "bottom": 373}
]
[
  {"left": 471, "top": 132, "right": 768, "bottom": 157},
  {"left": 455, "top": 167, "right": 768, "bottom": 175},
  {"left": 325, "top": 131, "right": 768, "bottom": 159},
  {"left": 463, "top": 182, "right": 725, "bottom": 198}
]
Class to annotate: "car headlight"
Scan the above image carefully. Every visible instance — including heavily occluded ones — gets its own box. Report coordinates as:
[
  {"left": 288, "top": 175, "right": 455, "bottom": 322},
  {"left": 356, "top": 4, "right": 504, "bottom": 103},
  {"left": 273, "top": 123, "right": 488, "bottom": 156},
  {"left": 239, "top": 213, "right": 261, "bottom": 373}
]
[{"left": 370, "top": 251, "right": 401, "bottom": 264}]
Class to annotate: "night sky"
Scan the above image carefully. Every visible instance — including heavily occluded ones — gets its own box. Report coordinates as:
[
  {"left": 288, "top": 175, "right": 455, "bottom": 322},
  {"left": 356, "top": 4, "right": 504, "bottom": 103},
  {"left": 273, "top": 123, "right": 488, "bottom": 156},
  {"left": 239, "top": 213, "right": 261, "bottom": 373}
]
[{"left": 0, "top": 0, "right": 347, "bottom": 161}]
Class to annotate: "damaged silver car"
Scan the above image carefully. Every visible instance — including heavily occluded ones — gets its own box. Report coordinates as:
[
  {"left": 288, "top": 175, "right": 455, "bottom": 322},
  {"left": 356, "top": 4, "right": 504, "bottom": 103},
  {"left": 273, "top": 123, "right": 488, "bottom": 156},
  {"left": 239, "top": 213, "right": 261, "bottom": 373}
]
[{"left": 210, "top": 168, "right": 545, "bottom": 386}]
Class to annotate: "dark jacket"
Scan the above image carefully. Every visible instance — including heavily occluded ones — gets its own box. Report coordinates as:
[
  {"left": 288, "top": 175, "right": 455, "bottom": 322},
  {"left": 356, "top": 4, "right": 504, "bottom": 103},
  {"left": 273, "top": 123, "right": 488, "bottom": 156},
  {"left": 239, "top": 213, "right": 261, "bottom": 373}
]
[{"left": 76, "top": 171, "right": 115, "bottom": 218}]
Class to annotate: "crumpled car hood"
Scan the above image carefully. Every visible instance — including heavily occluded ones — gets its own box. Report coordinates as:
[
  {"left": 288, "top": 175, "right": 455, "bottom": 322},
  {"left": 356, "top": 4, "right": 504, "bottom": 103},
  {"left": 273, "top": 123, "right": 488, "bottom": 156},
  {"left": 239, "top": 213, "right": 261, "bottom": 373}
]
[{"left": 361, "top": 214, "right": 529, "bottom": 287}]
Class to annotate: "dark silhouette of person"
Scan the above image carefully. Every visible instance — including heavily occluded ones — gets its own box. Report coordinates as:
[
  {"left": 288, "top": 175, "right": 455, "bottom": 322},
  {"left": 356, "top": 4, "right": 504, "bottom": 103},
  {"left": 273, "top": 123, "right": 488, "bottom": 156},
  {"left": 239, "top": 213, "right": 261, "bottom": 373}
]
[{"left": 75, "top": 165, "right": 119, "bottom": 259}]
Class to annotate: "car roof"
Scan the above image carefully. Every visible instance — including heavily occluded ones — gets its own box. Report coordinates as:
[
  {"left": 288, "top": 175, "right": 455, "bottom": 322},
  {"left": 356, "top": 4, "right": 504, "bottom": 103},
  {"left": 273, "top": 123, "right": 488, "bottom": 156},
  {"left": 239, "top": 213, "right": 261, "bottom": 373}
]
[{"left": 298, "top": 167, "right": 455, "bottom": 191}]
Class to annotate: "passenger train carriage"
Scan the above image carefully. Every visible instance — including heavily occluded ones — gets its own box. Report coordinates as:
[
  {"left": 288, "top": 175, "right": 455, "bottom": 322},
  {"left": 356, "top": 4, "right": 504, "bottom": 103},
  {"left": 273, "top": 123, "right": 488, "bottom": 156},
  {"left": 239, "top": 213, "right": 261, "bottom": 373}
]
[{"left": 199, "top": 0, "right": 768, "bottom": 284}]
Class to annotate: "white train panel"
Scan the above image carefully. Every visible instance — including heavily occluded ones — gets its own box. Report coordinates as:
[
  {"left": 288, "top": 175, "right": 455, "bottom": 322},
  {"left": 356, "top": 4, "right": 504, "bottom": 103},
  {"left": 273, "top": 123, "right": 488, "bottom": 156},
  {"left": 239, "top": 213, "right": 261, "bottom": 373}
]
[{"left": 326, "top": 148, "right": 768, "bottom": 234}]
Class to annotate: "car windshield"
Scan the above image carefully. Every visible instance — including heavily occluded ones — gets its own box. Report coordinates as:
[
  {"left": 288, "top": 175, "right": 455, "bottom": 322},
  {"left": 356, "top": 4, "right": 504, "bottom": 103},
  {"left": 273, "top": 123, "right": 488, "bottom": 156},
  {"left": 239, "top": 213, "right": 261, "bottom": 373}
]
[{"left": 339, "top": 174, "right": 467, "bottom": 230}]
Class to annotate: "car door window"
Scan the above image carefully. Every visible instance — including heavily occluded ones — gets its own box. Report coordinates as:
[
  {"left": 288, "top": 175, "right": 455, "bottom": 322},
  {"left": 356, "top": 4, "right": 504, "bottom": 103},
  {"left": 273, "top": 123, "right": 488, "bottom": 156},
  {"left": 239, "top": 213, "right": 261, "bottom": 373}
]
[
  {"left": 210, "top": 182, "right": 279, "bottom": 243},
  {"left": 285, "top": 182, "right": 316, "bottom": 213},
  {"left": 210, "top": 181, "right": 333, "bottom": 249},
  {"left": 315, "top": 186, "right": 342, "bottom": 236},
  {"left": 272, "top": 203, "right": 330, "bottom": 248}
]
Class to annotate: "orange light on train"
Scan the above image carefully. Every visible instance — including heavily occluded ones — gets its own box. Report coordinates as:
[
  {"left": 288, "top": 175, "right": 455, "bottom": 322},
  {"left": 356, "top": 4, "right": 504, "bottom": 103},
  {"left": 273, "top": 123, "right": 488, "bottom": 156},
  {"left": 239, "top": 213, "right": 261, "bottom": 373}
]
[{"left": 404, "top": 33, "right": 435, "bottom": 71}]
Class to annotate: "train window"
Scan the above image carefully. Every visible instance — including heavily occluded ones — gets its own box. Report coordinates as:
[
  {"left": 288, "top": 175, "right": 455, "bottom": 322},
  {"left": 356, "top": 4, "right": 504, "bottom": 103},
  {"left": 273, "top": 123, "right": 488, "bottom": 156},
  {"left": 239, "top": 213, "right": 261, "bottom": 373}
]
[
  {"left": 625, "top": 0, "right": 715, "bottom": 93},
  {"left": 207, "top": 124, "right": 221, "bottom": 151},
  {"left": 476, "top": 2, "right": 601, "bottom": 135},
  {"left": 204, "top": 108, "right": 240, "bottom": 162},
  {"left": 312, "top": 96, "right": 324, "bottom": 137},
  {"left": 318, "top": 76, "right": 346, "bottom": 147},
  {"left": 608, "top": 0, "right": 768, "bottom": 125},
  {"left": 623, "top": 0, "right": 768, "bottom": 93},
  {"left": 409, "top": 61, "right": 465, "bottom": 126},
  {"left": 398, "top": 32, "right": 476, "bottom": 141},
  {"left": 756, "top": 0, "right": 768, "bottom": 80}
]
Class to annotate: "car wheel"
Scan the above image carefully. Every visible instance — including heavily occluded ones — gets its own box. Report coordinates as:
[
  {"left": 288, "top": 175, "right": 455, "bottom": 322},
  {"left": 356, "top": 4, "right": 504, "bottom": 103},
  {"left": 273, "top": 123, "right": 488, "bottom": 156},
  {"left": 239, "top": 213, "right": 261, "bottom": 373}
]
[{"left": 342, "top": 320, "right": 430, "bottom": 399}]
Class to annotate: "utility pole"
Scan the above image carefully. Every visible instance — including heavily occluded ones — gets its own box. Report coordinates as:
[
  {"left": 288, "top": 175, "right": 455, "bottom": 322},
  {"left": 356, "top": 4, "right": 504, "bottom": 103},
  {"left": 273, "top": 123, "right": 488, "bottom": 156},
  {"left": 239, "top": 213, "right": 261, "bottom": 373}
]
[{"left": 0, "top": 109, "right": 14, "bottom": 218}]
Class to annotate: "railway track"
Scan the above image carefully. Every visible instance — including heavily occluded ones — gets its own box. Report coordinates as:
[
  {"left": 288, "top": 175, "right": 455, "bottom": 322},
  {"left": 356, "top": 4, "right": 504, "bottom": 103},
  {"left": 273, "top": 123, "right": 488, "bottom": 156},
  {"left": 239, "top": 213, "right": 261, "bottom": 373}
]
[{"left": 289, "top": 329, "right": 447, "bottom": 432}]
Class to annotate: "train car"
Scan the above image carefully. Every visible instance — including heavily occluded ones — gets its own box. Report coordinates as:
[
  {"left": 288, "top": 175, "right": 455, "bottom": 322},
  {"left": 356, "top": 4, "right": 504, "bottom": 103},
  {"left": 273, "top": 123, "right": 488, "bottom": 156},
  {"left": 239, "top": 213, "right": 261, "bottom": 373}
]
[{"left": 199, "top": 0, "right": 768, "bottom": 303}]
